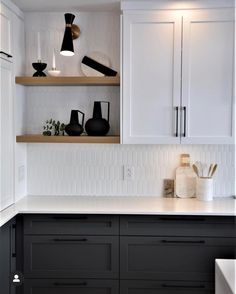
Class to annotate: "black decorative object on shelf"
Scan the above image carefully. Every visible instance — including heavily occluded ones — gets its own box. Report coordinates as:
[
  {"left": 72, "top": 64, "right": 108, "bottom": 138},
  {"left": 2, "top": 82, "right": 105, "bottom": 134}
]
[
  {"left": 82, "top": 56, "right": 117, "bottom": 76},
  {"left": 32, "top": 62, "right": 47, "bottom": 77},
  {"left": 65, "top": 110, "right": 85, "bottom": 136},
  {"left": 85, "top": 101, "right": 110, "bottom": 136}
]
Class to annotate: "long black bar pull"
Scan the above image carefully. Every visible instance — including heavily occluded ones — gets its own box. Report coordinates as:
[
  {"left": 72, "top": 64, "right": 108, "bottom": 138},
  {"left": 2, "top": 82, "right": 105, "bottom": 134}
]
[
  {"left": 175, "top": 106, "right": 179, "bottom": 137},
  {"left": 183, "top": 106, "right": 187, "bottom": 137}
]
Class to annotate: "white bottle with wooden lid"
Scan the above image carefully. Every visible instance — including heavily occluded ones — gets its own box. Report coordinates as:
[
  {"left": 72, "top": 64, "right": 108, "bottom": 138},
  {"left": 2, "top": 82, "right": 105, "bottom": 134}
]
[{"left": 175, "top": 154, "right": 196, "bottom": 198}]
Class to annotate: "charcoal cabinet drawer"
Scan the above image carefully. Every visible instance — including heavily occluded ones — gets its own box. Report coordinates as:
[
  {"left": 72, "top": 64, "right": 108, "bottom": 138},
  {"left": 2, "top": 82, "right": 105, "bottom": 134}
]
[
  {"left": 23, "top": 279, "right": 119, "bottom": 294},
  {"left": 120, "top": 236, "right": 236, "bottom": 281},
  {"left": 120, "top": 215, "right": 236, "bottom": 237},
  {"left": 23, "top": 214, "right": 119, "bottom": 235},
  {"left": 24, "top": 235, "right": 119, "bottom": 279}
]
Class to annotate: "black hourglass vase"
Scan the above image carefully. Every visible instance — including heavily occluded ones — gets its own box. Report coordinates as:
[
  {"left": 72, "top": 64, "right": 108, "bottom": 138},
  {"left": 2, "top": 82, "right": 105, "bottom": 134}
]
[{"left": 32, "top": 62, "right": 47, "bottom": 77}]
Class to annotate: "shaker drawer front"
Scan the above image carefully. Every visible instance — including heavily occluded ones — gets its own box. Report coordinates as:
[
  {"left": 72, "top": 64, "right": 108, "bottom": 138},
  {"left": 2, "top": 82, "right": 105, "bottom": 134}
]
[
  {"left": 24, "top": 235, "right": 119, "bottom": 278},
  {"left": 24, "top": 279, "right": 119, "bottom": 294},
  {"left": 120, "top": 215, "right": 236, "bottom": 237},
  {"left": 120, "top": 280, "right": 214, "bottom": 294},
  {"left": 120, "top": 236, "right": 236, "bottom": 280},
  {"left": 24, "top": 215, "right": 119, "bottom": 235}
]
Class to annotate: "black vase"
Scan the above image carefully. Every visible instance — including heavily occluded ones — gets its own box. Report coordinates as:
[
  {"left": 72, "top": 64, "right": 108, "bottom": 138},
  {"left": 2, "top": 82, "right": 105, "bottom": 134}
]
[
  {"left": 65, "top": 110, "right": 85, "bottom": 136},
  {"left": 85, "top": 101, "right": 110, "bottom": 136}
]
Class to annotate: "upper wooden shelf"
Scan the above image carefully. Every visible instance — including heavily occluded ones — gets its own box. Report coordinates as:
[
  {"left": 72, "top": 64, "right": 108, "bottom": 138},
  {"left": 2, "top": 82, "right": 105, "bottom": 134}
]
[
  {"left": 15, "top": 76, "right": 120, "bottom": 86},
  {"left": 16, "top": 135, "right": 120, "bottom": 144}
]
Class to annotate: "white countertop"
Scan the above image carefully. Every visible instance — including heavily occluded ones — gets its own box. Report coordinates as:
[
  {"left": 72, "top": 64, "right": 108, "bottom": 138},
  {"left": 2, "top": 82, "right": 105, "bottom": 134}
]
[
  {"left": 216, "top": 259, "right": 236, "bottom": 294},
  {"left": 0, "top": 195, "right": 235, "bottom": 227}
]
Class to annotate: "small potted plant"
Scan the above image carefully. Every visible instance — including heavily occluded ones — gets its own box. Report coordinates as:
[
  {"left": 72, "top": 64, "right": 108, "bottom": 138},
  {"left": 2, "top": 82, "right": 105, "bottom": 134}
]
[{"left": 43, "top": 119, "right": 66, "bottom": 136}]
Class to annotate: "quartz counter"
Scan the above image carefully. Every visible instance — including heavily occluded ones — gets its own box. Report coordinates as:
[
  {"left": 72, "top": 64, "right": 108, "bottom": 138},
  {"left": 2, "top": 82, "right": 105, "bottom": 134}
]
[{"left": 0, "top": 195, "right": 235, "bottom": 227}]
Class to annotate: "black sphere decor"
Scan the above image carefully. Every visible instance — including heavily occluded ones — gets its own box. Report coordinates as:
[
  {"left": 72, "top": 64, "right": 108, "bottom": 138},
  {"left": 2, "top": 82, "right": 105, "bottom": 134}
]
[
  {"left": 85, "top": 101, "right": 110, "bottom": 136},
  {"left": 32, "top": 62, "right": 47, "bottom": 77}
]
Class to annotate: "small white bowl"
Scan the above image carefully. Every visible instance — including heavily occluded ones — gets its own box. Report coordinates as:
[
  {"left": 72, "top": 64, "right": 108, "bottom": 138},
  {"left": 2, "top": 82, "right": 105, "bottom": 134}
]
[{"left": 48, "top": 70, "right": 61, "bottom": 77}]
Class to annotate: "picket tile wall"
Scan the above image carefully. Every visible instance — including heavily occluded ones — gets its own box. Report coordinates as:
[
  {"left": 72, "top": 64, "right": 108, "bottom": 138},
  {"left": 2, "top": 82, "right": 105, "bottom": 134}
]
[{"left": 27, "top": 144, "right": 235, "bottom": 197}]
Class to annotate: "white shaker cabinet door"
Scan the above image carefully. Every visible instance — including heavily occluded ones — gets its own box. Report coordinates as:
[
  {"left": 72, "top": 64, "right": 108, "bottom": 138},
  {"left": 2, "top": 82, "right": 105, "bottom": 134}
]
[
  {"left": 0, "top": 58, "right": 14, "bottom": 211},
  {"left": 122, "top": 12, "right": 182, "bottom": 144},
  {"left": 181, "top": 10, "right": 235, "bottom": 144},
  {"left": 0, "top": 3, "right": 13, "bottom": 60}
]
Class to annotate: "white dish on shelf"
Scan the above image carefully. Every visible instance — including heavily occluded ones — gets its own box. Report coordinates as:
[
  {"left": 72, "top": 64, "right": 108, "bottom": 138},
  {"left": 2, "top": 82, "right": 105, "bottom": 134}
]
[
  {"left": 48, "top": 70, "right": 61, "bottom": 77},
  {"left": 81, "top": 51, "right": 111, "bottom": 77}
]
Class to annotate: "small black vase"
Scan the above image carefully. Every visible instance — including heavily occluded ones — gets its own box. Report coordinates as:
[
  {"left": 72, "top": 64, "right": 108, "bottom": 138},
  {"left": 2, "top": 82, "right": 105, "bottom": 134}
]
[
  {"left": 65, "top": 110, "right": 85, "bottom": 136},
  {"left": 85, "top": 101, "right": 110, "bottom": 136}
]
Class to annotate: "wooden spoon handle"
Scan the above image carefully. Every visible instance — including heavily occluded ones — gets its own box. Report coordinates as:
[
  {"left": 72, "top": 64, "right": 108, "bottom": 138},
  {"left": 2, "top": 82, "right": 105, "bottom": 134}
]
[{"left": 210, "top": 164, "right": 217, "bottom": 177}]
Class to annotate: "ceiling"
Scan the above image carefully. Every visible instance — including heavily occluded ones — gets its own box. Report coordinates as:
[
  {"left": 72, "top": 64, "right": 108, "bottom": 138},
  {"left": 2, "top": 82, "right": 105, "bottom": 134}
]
[{"left": 11, "top": 0, "right": 121, "bottom": 12}]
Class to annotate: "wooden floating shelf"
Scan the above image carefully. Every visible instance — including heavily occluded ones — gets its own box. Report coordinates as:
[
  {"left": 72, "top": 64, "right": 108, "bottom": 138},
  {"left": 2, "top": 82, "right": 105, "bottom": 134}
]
[
  {"left": 15, "top": 76, "right": 120, "bottom": 86},
  {"left": 16, "top": 135, "right": 120, "bottom": 144}
]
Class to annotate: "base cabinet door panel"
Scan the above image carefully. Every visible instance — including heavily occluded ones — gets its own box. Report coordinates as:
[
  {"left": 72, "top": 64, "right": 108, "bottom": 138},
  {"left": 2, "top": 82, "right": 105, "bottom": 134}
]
[
  {"left": 120, "top": 237, "right": 236, "bottom": 280},
  {"left": 120, "top": 280, "right": 214, "bottom": 294},
  {"left": 0, "top": 219, "right": 16, "bottom": 294},
  {"left": 24, "top": 236, "right": 119, "bottom": 279},
  {"left": 23, "top": 279, "right": 119, "bottom": 294}
]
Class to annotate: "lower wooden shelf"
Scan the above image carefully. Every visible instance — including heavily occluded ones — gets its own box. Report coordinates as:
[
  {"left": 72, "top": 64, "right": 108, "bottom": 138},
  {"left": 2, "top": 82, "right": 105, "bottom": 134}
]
[{"left": 16, "top": 135, "right": 120, "bottom": 144}]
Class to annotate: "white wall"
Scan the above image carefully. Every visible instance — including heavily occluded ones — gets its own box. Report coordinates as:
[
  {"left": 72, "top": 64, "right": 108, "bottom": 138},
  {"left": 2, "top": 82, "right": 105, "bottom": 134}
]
[{"left": 24, "top": 12, "right": 235, "bottom": 198}]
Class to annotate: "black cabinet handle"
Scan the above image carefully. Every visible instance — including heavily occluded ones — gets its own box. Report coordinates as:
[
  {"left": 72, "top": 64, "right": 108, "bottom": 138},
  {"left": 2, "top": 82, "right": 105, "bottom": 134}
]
[
  {"left": 11, "top": 223, "right": 16, "bottom": 258},
  {"left": 52, "top": 216, "right": 88, "bottom": 220},
  {"left": 162, "top": 284, "right": 205, "bottom": 289},
  {"left": 0, "top": 51, "right": 13, "bottom": 58},
  {"left": 161, "top": 240, "right": 205, "bottom": 244},
  {"left": 183, "top": 106, "right": 187, "bottom": 137},
  {"left": 53, "top": 238, "right": 88, "bottom": 242},
  {"left": 175, "top": 106, "right": 179, "bottom": 137},
  {"left": 54, "top": 282, "right": 87, "bottom": 286}
]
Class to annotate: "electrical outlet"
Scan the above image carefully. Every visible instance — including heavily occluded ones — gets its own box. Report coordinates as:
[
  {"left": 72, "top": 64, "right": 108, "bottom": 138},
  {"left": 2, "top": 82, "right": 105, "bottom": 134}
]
[
  {"left": 123, "top": 165, "right": 134, "bottom": 181},
  {"left": 18, "top": 165, "right": 25, "bottom": 182}
]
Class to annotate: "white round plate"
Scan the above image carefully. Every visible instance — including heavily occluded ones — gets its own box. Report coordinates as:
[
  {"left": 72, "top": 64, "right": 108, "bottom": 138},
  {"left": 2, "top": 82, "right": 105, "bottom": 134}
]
[{"left": 81, "top": 51, "right": 111, "bottom": 77}]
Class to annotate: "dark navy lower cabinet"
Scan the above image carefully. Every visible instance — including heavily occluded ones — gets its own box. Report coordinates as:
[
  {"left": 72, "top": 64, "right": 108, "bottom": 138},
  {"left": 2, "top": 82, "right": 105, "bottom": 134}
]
[
  {"left": 120, "top": 280, "right": 214, "bottom": 294},
  {"left": 24, "top": 279, "right": 119, "bottom": 294}
]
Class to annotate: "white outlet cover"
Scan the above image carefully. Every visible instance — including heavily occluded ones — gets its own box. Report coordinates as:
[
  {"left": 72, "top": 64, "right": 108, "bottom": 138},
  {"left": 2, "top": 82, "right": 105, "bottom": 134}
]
[{"left": 123, "top": 165, "right": 134, "bottom": 181}]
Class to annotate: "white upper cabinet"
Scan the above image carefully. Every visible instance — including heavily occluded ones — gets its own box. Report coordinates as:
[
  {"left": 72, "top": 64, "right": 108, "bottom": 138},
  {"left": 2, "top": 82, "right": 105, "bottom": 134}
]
[
  {"left": 122, "top": 8, "right": 235, "bottom": 144},
  {"left": 0, "top": 2, "right": 13, "bottom": 60},
  {"left": 182, "top": 10, "right": 235, "bottom": 144},
  {"left": 122, "top": 12, "right": 182, "bottom": 144}
]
